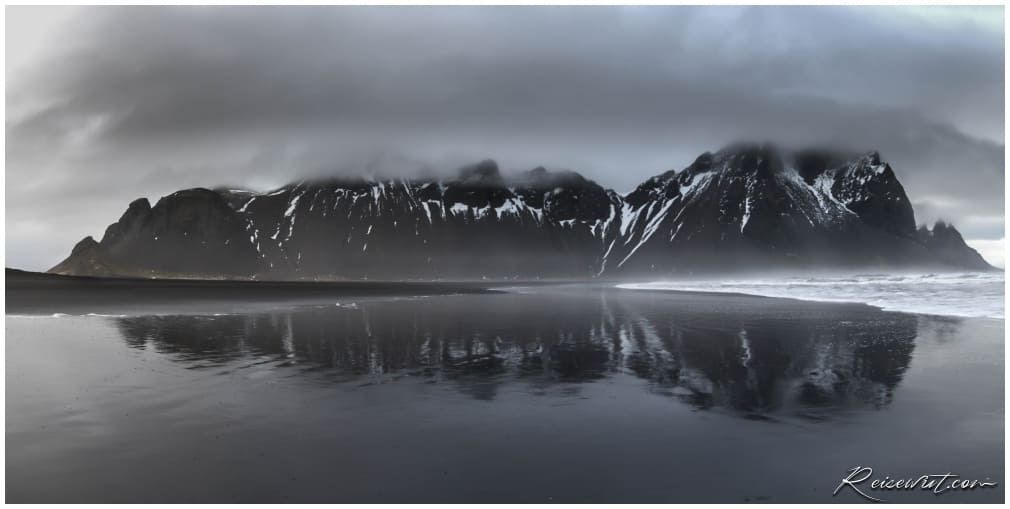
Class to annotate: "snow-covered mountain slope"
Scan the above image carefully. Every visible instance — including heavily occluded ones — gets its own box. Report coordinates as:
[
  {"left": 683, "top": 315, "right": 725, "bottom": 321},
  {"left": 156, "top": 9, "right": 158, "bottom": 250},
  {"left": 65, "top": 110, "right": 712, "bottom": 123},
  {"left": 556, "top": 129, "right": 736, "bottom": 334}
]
[
  {"left": 602, "top": 144, "right": 939, "bottom": 274},
  {"left": 49, "top": 145, "right": 994, "bottom": 280},
  {"left": 225, "top": 161, "right": 620, "bottom": 279}
]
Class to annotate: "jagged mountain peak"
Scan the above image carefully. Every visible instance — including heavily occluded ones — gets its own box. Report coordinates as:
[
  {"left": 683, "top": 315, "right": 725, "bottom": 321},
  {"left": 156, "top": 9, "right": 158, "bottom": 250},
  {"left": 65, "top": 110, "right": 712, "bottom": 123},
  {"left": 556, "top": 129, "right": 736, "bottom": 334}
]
[
  {"left": 919, "top": 219, "right": 965, "bottom": 242},
  {"left": 126, "top": 197, "right": 152, "bottom": 212},
  {"left": 517, "top": 166, "right": 594, "bottom": 189},
  {"left": 71, "top": 235, "right": 99, "bottom": 255},
  {"left": 219, "top": 161, "right": 605, "bottom": 197},
  {"left": 916, "top": 220, "right": 990, "bottom": 269},
  {"left": 693, "top": 143, "right": 891, "bottom": 179},
  {"left": 625, "top": 143, "right": 789, "bottom": 209},
  {"left": 863, "top": 150, "right": 882, "bottom": 165},
  {"left": 50, "top": 147, "right": 994, "bottom": 279},
  {"left": 457, "top": 159, "right": 503, "bottom": 186},
  {"left": 689, "top": 144, "right": 889, "bottom": 180}
]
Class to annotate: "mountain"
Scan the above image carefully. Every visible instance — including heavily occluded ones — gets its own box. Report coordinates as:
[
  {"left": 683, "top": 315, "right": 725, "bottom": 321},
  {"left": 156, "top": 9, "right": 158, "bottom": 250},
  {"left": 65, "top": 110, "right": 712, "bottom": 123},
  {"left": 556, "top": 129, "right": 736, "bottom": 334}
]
[
  {"left": 604, "top": 145, "right": 934, "bottom": 274},
  {"left": 49, "top": 144, "right": 995, "bottom": 280}
]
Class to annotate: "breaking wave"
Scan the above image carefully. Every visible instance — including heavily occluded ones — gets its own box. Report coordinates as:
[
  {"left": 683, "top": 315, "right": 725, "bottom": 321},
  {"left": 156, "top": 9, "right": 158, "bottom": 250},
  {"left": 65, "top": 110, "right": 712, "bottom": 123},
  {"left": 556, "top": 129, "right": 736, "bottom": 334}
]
[{"left": 618, "top": 271, "right": 1004, "bottom": 319}]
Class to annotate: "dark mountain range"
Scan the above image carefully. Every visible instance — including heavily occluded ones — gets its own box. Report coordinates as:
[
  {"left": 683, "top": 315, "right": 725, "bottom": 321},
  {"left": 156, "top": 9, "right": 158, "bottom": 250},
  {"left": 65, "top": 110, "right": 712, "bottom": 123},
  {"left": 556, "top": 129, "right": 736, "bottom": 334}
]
[{"left": 50, "top": 144, "right": 994, "bottom": 280}]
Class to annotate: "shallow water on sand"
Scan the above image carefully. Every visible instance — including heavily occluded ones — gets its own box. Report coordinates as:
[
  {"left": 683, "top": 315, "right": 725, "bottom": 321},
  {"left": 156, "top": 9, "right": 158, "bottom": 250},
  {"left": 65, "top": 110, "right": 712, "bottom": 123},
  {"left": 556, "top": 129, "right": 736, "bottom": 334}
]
[{"left": 6, "top": 287, "right": 1004, "bottom": 502}]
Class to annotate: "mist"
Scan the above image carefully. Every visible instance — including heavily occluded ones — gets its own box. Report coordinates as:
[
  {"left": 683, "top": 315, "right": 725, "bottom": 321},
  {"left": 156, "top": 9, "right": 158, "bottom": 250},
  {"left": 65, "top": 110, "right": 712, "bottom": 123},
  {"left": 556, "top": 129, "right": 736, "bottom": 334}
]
[{"left": 6, "top": 6, "right": 1005, "bottom": 270}]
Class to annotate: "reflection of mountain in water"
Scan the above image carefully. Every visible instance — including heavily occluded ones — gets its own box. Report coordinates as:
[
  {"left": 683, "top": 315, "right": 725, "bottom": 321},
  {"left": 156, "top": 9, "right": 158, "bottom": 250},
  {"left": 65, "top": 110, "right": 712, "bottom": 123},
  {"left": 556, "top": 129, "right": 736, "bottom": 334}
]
[{"left": 113, "top": 291, "right": 919, "bottom": 416}]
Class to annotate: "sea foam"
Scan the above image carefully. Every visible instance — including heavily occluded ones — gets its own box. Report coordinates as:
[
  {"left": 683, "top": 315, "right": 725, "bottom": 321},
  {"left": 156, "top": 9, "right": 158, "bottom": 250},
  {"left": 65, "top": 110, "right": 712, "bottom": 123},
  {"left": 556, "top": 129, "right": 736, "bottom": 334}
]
[{"left": 618, "top": 271, "right": 1005, "bottom": 319}]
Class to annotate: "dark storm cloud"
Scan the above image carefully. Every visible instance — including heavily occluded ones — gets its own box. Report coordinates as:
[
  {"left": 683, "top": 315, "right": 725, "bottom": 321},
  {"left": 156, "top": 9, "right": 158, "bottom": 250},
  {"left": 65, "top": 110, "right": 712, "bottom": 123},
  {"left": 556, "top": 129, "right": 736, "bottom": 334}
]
[{"left": 6, "top": 6, "right": 1005, "bottom": 269}]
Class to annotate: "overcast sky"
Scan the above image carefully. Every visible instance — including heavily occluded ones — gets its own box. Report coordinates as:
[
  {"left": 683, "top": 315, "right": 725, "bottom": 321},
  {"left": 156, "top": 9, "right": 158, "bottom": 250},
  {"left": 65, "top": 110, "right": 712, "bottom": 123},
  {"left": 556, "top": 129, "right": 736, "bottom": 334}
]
[{"left": 6, "top": 6, "right": 1005, "bottom": 270}]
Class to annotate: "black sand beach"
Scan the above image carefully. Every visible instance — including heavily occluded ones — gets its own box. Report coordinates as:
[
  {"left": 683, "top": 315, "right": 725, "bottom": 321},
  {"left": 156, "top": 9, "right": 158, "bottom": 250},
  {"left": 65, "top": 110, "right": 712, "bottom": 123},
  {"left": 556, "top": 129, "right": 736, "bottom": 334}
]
[
  {"left": 5, "top": 269, "right": 509, "bottom": 315},
  {"left": 5, "top": 274, "right": 1004, "bottom": 502}
]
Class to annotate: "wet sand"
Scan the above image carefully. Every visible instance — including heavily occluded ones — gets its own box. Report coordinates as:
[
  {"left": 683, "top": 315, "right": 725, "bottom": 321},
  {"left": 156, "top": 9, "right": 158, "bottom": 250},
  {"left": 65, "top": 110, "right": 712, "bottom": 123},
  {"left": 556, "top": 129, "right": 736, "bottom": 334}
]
[
  {"left": 5, "top": 275, "right": 1004, "bottom": 502},
  {"left": 6, "top": 269, "right": 511, "bottom": 315}
]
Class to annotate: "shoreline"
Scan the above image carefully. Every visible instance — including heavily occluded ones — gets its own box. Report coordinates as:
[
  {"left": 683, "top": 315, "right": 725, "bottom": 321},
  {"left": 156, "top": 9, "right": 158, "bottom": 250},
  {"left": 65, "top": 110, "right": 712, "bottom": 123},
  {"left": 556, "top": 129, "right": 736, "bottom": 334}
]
[
  {"left": 6, "top": 268, "right": 1003, "bottom": 321},
  {"left": 616, "top": 277, "right": 1004, "bottom": 321},
  {"left": 617, "top": 286, "right": 1004, "bottom": 322}
]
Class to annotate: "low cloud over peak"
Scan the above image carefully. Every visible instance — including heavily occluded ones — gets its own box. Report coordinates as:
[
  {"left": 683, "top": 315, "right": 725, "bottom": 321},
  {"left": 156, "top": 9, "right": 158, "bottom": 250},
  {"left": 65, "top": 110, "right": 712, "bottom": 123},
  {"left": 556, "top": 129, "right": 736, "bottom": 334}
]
[{"left": 6, "top": 6, "right": 1004, "bottom": 269}]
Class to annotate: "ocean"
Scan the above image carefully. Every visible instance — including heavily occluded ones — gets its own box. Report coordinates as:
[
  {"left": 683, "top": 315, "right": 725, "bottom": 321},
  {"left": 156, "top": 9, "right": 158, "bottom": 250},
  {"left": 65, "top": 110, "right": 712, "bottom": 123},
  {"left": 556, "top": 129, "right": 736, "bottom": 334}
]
[{"left": 618, "top": 271, "right": 1004, "bottom": 319}]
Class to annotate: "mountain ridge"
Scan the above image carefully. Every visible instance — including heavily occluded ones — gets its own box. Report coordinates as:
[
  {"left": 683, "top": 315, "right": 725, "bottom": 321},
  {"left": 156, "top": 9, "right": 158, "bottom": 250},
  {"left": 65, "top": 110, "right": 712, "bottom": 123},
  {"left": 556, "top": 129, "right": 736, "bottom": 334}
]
[{"left": 50, "top": 144, "right": 995, "bottom": 280}]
